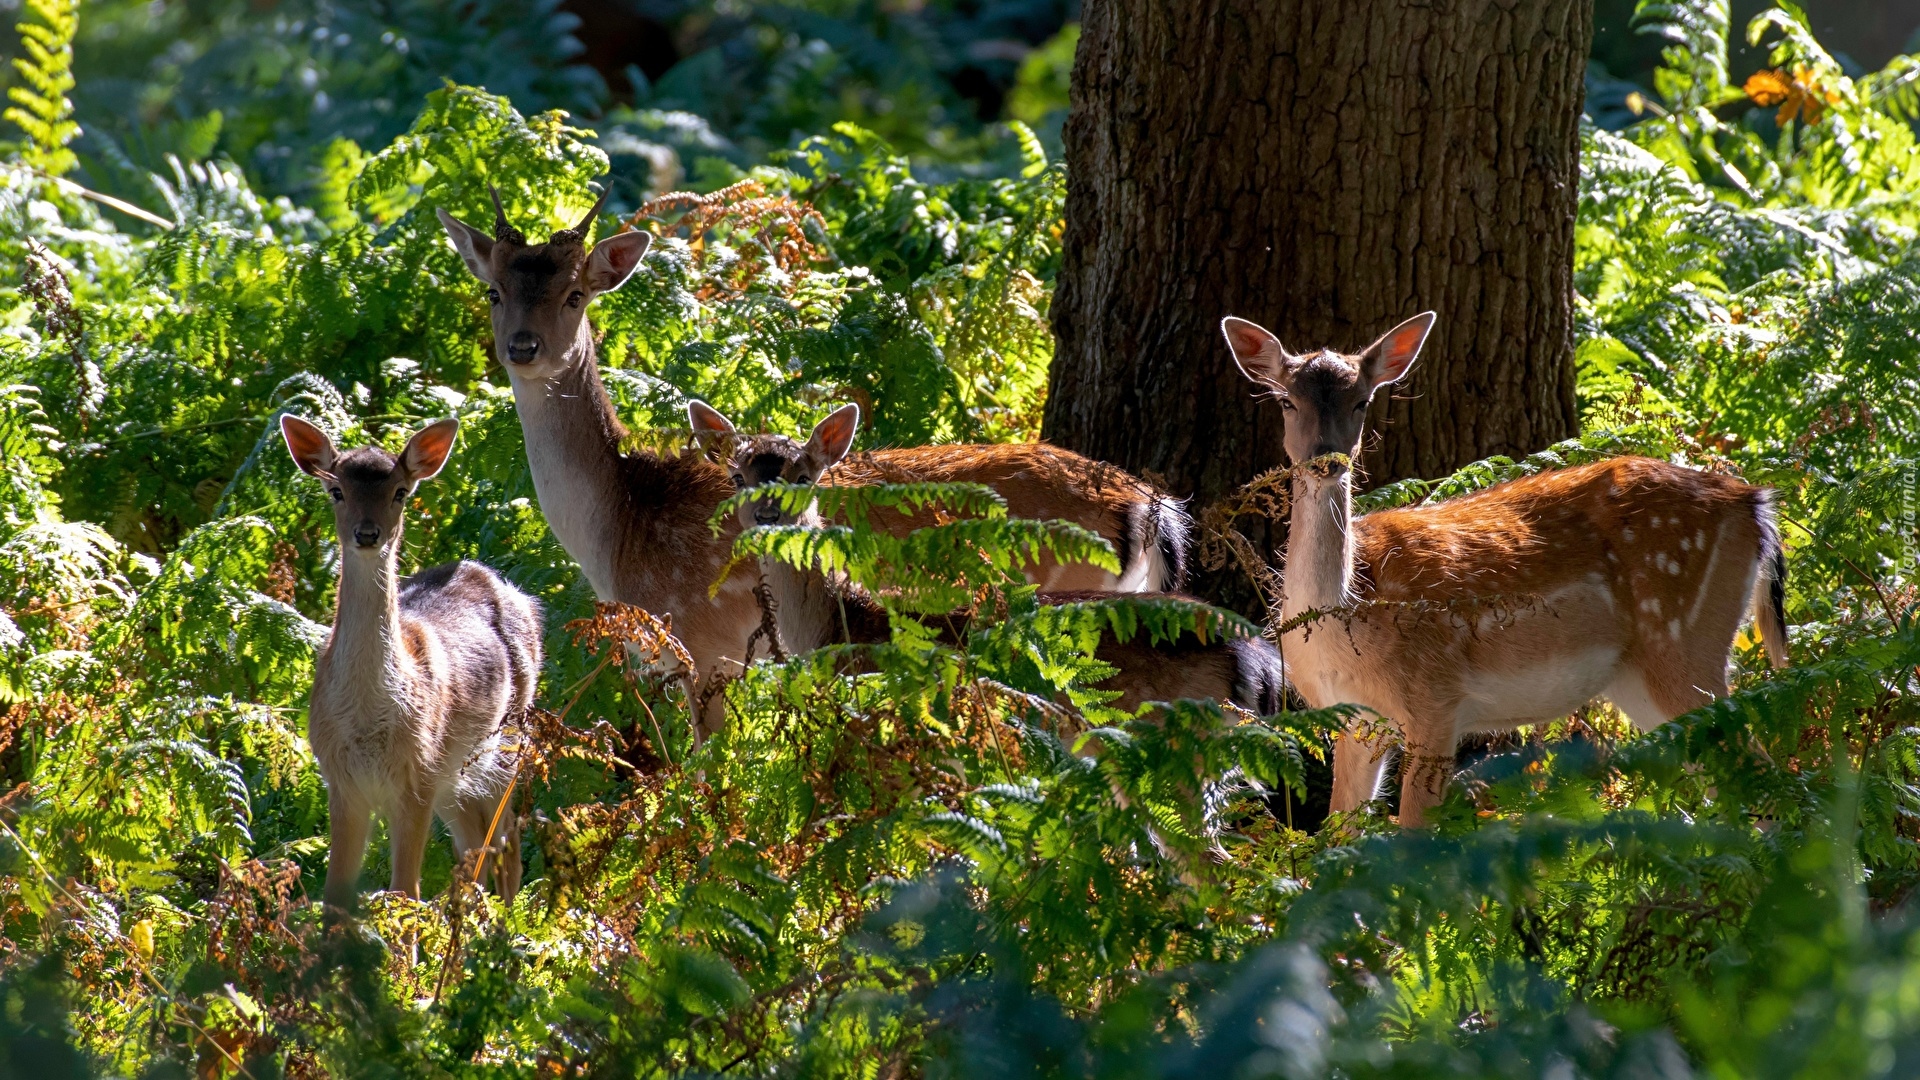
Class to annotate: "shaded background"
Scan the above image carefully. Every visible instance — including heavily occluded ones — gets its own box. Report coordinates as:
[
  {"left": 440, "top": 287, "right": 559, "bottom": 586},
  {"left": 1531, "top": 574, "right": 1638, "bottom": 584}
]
[{"left": 4, "top": 0, "right": 1914, "bottom": 213}]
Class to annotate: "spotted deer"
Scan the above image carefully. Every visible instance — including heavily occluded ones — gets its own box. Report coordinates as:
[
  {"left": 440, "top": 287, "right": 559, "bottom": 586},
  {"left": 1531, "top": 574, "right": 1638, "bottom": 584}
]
[
  {"left": 722, "top": 403, "right": 1289, "bottom": 718},
  {"left": 436, "top": 185, "right": 1188, "bottom": 738},
  {"left": 281, "top": 416, "right": 541, "bottom": 909},
  {"left": 1220, "top": 312, "right": 1789, "bottom": 827}
]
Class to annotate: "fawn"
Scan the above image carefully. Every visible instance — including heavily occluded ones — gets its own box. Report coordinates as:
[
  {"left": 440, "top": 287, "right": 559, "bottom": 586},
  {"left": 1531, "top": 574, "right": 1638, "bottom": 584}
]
[
  {"left": 721, "top": 402, "right": 1289, "bottom": 718},
  {"left": 437, "top": 186, "right": 1188, "bottom": 738},
  {"left": 281, "top": 416, "right": 542, "bottom": 909},
  {"left": 1220, "top": 312, "right": 1789, "bottom": 826}
]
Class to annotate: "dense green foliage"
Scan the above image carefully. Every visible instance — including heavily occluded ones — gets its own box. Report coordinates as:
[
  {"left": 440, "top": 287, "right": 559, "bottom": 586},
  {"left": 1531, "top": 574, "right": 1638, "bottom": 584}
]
[{"left": 3, "top": 0, "right": 1920, "bottom": 1075}]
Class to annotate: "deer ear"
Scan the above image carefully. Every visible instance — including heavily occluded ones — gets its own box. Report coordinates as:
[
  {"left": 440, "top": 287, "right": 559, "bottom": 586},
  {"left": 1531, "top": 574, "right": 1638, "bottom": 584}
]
[
  {"left": 1360, "top": 312, "right": 1435, "bottom": 389},
  {"left": 803, "top": 404, "right": 860, "bottom": 474},
  {"left": 585, "top": 230, "right": 653, "bottom": 294},
  {"left": 401, "top": 418, "right": 460, "bottom": 481},
  {"left": 280, "top": 414, "right": 338, "bottom": 478},
  {"left": 687, "top": 400, "right": 736, "bottom": 435},
  {"left": 1221, "top": 316, "right": 1289, "bottom": 387},
  {"left": 437, "top": 209, "right": 496, "bottom": 284}
]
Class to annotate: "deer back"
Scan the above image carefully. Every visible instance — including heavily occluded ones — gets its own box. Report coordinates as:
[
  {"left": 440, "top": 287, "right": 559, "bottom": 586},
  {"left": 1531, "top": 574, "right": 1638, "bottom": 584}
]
[{"left": 830, "top": 442, "right": 1186, "bottom": 592}]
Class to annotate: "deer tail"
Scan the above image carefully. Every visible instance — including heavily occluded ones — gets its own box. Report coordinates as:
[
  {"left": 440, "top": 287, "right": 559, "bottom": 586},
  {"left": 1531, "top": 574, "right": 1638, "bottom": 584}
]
[
  {"left": 1227, "top": 636, "right": 1290, "bottom": 717},
  {"left": 1120, "top": 494, "right": 1191, "bottom": 593},
  {"left": 1753, "top": 491, "right": 1790, "bottom": 669}
]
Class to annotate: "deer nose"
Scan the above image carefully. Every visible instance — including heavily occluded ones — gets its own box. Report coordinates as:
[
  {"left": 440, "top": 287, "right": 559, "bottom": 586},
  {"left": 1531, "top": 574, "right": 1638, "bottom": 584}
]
[
  {"left": 505, "top": 331, "right": 542, "bottom": 364},
  {"left": 353, "top": 521, "right": 380, "bottom": 548},
  {"left": 753, "top": 504, "right": 782, "bottom": 526}
]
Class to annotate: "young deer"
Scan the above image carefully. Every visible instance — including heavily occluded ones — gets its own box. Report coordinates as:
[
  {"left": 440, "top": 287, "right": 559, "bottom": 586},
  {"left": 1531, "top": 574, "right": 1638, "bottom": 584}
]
[
  {"left": 688, "top": 401, "right": 1187, "bottom": 595},
  {"left": 723, "top": 403, "right": 1289, "bottom": 718},
  {"left": 436, "top": 187, "right": 1187, "bottom": 738},
  {"left": 282, "top": 416, "right": 542, "bottom": 909},
  {"left": 1221, "top": 313, "right": 1789, "bottom": 827}
]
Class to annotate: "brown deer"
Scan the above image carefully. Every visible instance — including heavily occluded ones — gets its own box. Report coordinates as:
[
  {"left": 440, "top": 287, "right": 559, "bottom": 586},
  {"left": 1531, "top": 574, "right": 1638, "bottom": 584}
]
[
  {"left": 723, "top": 403, "right": 1289, "bottom": 718},
  {"left": 281, "top": 416, "right": 541, "bottom": 909},
  {"left": 436, "top": 186, "right": 1187, "bottom": 738},
  {"left": 1220, "top": 312, "right": 1789, "bottom": 826}
]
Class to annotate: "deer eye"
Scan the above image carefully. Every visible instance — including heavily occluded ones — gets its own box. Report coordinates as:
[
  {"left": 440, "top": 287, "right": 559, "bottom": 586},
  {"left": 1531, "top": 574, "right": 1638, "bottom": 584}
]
[
  {"left": 486, "top": 288, "right": 501, "bottom": 305},
  {"left": 1278, "top": 399, "right": 1296, "bottom": 412},
  {"left": 1354, "top": 400, "right": 1369, "bottom": 413},
  {"left": 795, "top": 473, "right": 812, "bottom": 485},
  {"left": 394, "top": 486, "right": 410, "bottom": 504},
  {"left": 329, "top": 487, "right": 344, "bottom": 502},
  {"left": 566, "top": 290, "right": 584, "bottom": 308}
]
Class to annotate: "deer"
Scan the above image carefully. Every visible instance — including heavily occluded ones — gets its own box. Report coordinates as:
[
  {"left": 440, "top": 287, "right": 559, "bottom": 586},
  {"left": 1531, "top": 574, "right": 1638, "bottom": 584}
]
[
  {"left": 1219, "top": 311, "right": 1790, "bottom": 827},
  {"left": 281, "top": 415, "right": 542, "bottom": 910},
  {"left": 436, "top": 185, "right": 1189, "bottom": 739},
  {"left": 719, "top": 402, "right": 1290, "bottom": 719}
]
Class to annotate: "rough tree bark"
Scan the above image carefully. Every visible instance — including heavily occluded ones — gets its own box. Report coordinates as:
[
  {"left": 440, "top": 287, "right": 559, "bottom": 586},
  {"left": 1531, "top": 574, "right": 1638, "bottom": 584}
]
[{"left": 1043, "top": 0, "right": 1593, "bottom": 611}]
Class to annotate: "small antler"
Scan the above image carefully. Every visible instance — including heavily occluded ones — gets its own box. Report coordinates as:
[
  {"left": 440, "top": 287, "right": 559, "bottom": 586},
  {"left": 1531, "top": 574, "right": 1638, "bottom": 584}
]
[
  {"left": 554, "top": 185, "right": 612, "bottom": 246},
  {"left": 489, "top": 185, "right": 527, "bottom": 246}
]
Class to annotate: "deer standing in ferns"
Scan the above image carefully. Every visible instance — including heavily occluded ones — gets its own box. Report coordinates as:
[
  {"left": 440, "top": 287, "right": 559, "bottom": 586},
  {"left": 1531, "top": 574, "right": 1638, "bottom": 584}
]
[
  {"left": 1220, "top": 313, "right": 1789, "bottom": 827},
  {"left": 718, "top": 402, "right": 1289, "bottom": 718},
  {"left": 436, "top": 185, "right": 1188, "bottom": 739},
  {"left": 282, "top": 416, "right": 541, "bottom": 910}
]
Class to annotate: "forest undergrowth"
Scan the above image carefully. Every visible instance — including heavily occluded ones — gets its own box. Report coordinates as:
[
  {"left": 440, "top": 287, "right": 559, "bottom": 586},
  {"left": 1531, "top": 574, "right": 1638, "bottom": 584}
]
[{"left": 2, "top": 0, "right": 1920, "bottom": 1075}]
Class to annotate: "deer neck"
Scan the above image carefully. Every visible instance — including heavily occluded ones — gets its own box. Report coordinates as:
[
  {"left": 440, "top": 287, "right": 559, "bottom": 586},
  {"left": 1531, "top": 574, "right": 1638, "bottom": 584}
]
[
  {"left": 331, "top": 542, "right": 407, "bottom": 689},
  {"left": 1282, "top": 468, "right": 1357, "bottom": 625},
  {"left": 506, "top": 324, "right": 635, "bottom": 602},
  {"left": 760, "top": 514, "right": 841, "bottom": 654}
]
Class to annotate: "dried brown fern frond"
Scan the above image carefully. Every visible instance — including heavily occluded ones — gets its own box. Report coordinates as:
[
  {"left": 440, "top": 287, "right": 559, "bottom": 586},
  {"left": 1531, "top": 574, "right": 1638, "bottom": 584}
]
[
  {"left": 1194, "top": 462, "right": 1297, "bottom": 603},
  {"left": 567, "top": 601, "right": 697, "bottom": 683},
  {"left": 632, "top": 180, "right": 827, "bottom": 301}
]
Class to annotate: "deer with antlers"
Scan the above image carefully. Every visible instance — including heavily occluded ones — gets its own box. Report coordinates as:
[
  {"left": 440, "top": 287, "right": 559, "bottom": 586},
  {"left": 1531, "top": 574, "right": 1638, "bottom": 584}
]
[
  {"left": 436, "top": 185, "right": 1189, "bottom": 738},
  {"left": 1220, "top": 312, "right": 1789, "bottom": 826}
]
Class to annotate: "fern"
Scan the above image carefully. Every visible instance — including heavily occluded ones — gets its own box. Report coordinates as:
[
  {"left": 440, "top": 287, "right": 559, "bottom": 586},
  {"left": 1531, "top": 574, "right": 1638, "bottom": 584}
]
[
  {"left": 3, "top": 0, "right": 77, "bottom": 178},
  {"left": 5, "top": 10, "right": 1920, "bottom": 1073}
]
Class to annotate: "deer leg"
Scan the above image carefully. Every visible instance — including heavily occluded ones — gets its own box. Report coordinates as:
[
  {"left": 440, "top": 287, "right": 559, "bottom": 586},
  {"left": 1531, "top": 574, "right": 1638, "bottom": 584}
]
[
  {"left": 1639, "top": 648, "right": 1730, "bottom": 722},
  {"left": 688, "top": 669, "right": 724, "bottom": 746},
  {"left": 448, "top": 791, "right": 522, "bottom": 901},
  {"left": 323, "top": 788, "right": 373, "bottom": 912},
  {"left": 1605, "top": 667, "right": 1675, "bottom": 732},
  {"left": 1330, "top": 724, "right": 1394, "bottom": 814},
  {"left": 386, "top": 795, "right": 435, "bottom": 899},
  {"left": 495, "top": 810, "right": 523, "bottom": 902},
  {"left": 1396, "top": 727, "right": 1457, "bottom": 829},
  {"left": 445, "top": 800, "right": 492, "bottom": 892}
]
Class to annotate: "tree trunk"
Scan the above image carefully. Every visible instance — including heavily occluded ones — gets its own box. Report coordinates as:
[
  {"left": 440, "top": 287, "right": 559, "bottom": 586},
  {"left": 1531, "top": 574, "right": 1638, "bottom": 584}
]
[{"left": 1044, "top": 0, "right": 1591, "bottom": 613}]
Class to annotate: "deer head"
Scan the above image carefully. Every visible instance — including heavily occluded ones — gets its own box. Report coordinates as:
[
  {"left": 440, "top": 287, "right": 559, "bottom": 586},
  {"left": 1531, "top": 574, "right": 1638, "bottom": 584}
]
[
  {"left": 437, "top": 186, "right": 652, "bottom": 379},
  {"left": 1221, "top": 312, "right": 1435, "bottom": 472},
  {"left": 691, "top": 401, "right": 860, "bottom": 529},
  {"left": 281, "top": 416, "right": 459, "bottom": 553}
]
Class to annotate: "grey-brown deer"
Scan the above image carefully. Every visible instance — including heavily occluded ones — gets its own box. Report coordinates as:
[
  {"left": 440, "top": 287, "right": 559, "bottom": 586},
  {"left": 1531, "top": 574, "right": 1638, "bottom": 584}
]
[
  {"left": 281, "top": 416, "right": 542, "bottom": 909},
  {"left": 436, "top": 186, "right": 1188, "bottom": 738},
  {"left": 719, "top": 402, "right": 1289, "bottom": 718},
  {"left": 1220, "top": 312, "right": 1789, "bottom": 826}
]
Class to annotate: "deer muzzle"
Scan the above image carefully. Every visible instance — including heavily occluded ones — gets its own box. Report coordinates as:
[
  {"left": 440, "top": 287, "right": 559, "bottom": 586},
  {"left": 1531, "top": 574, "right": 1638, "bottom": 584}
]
[
  {"left": 506, "top": 330, "right": 542, "bottom": 364},
  {"left": 353, "top": 521, "right": 381, "bottom": 548}
]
